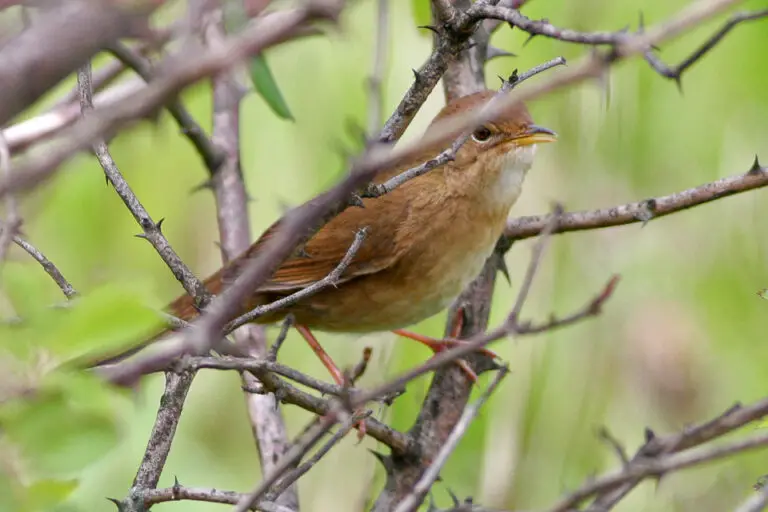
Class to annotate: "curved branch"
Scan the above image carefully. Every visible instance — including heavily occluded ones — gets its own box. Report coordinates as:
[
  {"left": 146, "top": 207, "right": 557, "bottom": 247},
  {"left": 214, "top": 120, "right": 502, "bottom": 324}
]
[{"left": 504, "top": 160, "right": 768, "bottom": 241}]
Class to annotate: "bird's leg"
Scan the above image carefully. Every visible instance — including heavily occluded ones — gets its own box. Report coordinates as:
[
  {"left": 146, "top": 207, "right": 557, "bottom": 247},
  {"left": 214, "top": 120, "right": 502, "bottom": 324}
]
[
  {"left": 295, "top": 324, "right": 346, "bottom": 385},
  {"left": 294, "top": 324, "right": 368, "bottom": 439},
  {"left": 391, "top": 328, "right": 498, "bottom": 382}
]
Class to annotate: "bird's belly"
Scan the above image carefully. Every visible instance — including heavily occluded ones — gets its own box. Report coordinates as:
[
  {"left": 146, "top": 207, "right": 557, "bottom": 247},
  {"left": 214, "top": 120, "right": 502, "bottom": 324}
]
[{"left": 293, "top": 222, "right": 502, "bottom": 333}]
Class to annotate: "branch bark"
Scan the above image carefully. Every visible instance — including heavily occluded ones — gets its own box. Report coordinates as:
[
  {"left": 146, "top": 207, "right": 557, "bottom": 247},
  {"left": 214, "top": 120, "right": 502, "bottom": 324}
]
[{"left": 197, "top": 2, "right": 299, "bottom": 509}]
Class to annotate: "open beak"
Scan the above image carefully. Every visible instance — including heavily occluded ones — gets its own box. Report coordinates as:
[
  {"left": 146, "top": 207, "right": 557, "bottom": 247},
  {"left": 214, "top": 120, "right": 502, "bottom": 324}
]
[{"left": 513, "top": 124, "right": 557, "bottom": 146}]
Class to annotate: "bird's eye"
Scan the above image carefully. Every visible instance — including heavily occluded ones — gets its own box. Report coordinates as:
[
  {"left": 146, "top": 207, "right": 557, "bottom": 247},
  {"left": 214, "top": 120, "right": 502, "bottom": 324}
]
[{"left": 472, "top": 126, "right": 492, "bottom": 143}]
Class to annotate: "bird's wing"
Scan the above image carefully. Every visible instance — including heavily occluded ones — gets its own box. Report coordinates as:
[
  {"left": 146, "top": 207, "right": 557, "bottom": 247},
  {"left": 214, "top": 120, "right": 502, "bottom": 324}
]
[{"left": 214, "top": 193, "right": 410, "bottom": 294}]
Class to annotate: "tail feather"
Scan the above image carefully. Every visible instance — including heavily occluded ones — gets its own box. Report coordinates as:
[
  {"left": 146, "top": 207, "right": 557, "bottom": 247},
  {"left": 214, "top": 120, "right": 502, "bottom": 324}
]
[{"left": 91, "top": 267, "right": 227, "bottom": 368}]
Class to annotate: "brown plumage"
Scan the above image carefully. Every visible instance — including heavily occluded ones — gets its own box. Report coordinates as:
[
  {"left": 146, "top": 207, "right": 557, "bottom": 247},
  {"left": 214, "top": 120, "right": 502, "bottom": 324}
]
[{"left": 168, "top": 91, "right": 555, "bottom": 338}]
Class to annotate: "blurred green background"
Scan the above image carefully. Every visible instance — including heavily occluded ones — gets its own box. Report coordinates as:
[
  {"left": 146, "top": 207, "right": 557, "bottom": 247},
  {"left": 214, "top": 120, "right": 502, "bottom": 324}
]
[{"left": 2, "top": 0, "right": 768, "bottom": 510}]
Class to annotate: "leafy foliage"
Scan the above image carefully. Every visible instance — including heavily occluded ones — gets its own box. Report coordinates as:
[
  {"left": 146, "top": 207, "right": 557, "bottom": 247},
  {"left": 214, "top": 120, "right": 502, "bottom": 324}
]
[{"left": 0, "top": 273, "right": 159, "bottom": 510}]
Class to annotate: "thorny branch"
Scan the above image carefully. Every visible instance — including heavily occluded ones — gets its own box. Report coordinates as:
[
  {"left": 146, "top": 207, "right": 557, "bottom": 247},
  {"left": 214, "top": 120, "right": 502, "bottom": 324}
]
[
  {"left": 143, "top": 484, "right": 292, "bottom": 512},
  {"left": 76, "top": 63, "right": 211, "bottom": 306},
  {"left": 504, "top": 158, "right": 768, "bottom": 242},
  {"left": 78, "top": 62, "right": 202, "bottom": 511},
  {"left": 198, "top": 1, "right": 298, "bottom": 507},
  {"left": 642, "top": 9, "right": 768, "bottom": 87},
  {"left": 233, "top": 409, "right": 355, "bottom": 512},
  {"left": 392, "top": 368, "right": 509, "bottom": 512}
]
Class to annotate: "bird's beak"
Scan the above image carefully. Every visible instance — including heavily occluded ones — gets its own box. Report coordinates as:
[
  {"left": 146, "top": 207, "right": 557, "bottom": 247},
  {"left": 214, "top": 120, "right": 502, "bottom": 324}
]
[{"left": 513, "top": 124, "right": 557, "bottom": 146}]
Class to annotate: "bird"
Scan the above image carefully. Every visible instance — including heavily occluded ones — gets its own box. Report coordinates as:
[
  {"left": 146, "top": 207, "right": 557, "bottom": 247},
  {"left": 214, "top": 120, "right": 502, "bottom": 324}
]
[{"left": 147, "top": 90, "right": 555, "bottom": 384}]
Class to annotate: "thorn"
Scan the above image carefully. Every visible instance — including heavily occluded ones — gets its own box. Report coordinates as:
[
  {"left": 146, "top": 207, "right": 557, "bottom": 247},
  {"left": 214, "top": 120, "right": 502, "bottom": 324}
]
[
  {"left": 446, "top": 487, "right": 460, "bottom": 506},
  {"left": 412, "top": 68, "right": 421, "bottom": 82},
  {"left": 465, "top": 41, "right": 478, "bottom": 51},
  {"left": 417, "top": 24, "right": 440, "bottom": 35},
  {"left": 105, "top": 174, "right": 111, "bottom": 187},
  {"left": 644, "top": 427, "right": 656, "bottom": 443},
  {"left": 522, "top": 32, "right": 536, "bottom": 46},
  {"left": 172, "top": 476, "right": 182, "bottom": 499},
  {"left": 637, "top": 198, "right": 656, "bottom": 226},
  {"left": 349, "top": 193, "right": 365, "bottom": 208},
  {"left": 508, "top": 69, "right": 520, "bottom": 85},
  {"left": 106, "top": 498, "right": 124, "bottom": 511},
  {"left": 674, "top": 75, "right": 683, "bottom": 94},
  {"left": 495, "top": 252, "right": 511, "bottom": 285},
  {"left": 749, "top": 154, "right": 763, "bottom": 174},
  {"left": 497, "top": 75, "right": 507, "bottom": 86},
  {"left": 134, "top": 232, "right": 147, "bottom": 240},
  {"left": 190, "top": 178, "right": 215, "bottom": 194},
  {"left": 156, "top": 218, "right": 165, "bottom": 232},
  {"left": 487, "top": 45, "right": 515, "bottom": 60},
  {"left": 368, "top": 449, "right": 394, "bottom": 474}
]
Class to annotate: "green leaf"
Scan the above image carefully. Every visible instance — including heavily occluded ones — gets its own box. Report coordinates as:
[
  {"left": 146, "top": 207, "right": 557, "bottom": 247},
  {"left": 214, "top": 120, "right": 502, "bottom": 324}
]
[
  {"left": 38, "top": 284, "right": 162, "bottom": 362},
  {"left": 410, "top": 0, "right": 432, "bottom": 35},
  {"left": 250, "top": 54, "right": 294, "bottom": 121},
  {"left": 1, "top": 391, "right": 119, "bottom": 474},
  {"left": 24, "top": 479, "right": 78, "bottom": 511},
  {"left": 222, "top": 0, "right": 294, "bottom": 120},
  {"left": 2, "top": 262, "right": 55, "bottom": 319}
]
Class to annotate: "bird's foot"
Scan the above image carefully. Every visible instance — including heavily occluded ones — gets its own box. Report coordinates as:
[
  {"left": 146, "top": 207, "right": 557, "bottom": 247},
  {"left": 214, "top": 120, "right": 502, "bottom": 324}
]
[{"left": 392, "top": 329, "right": 498, "bottom": 382}]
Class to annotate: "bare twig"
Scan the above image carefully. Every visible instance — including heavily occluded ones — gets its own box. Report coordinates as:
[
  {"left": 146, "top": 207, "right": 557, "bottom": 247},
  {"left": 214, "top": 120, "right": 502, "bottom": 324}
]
[
  {"left": 508, "top": 205, "right": 561, "bottom": 323},
  {"left": 77, "top": 64, "right": 210, "bottom": 305},
  {"left": 5, "top": 232, "right": 77, "bottom": 299},
  {"left": 224, "top": 227, "right": 368, "bottom": 332},
  {"left": 192, "top": 356, "right": 343, "bottom": 400},
  {"left": 375, "top": 0, "right": 479, "bottom": 143},
  {"left": 268, "top": 315, "right": 294, "bottom": 361},
  {"left": 392, "top": 367, "right": 509, "bottom": 512},
  {"left": 518, "top": 276, "right": 619, "bottom": 334},
  {"left": 549, "top": 430, "right": 768, "bottom": 512},
  {"left": 547, "top": 397, "right": 768, "bottom": 511},
  {"left": 195, "top": 2, "right": 300, "bottom": 507},
  {"left": 78, "top": 63, "right": 201, "bottom": 511},
  {"left": 233, "top": 409, "right": 353, "bottom": 512},
  {"left": 268, "top": 410, "right": 373, "bottom": 500},
  {"left": 143, "top": 484, "right": 293, "bottom": 512},
  {"left": 643, "top": 9, "right": 768, "bottom": 86},
  {"left": 470, "top": 3, "right": 630, "bottom": 45},
  {"left": 132, "top": 371, "right": 195, "bottom": 490},
  {"left": 54, "top": 57, "right": 129, "bottom": 108},
  {"left": 504, "top": 158, "right": 768, "bottom": 241}
]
